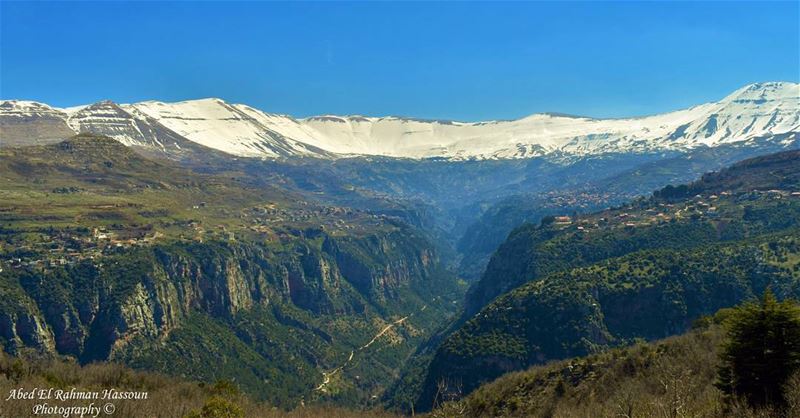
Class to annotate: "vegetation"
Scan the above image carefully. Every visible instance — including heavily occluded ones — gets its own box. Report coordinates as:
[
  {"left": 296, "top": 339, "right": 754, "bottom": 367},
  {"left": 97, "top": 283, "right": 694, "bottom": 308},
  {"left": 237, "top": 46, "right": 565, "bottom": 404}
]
[
  {"left": 431, "top": 300, "right": 800, "bottom": 418},
  {"left": 716, "top": 289, "right": 800, "bottom": 410},
  {"left": 455, "top": 145, "right": 794, "bottom": 281},
  {"left": 0, "top": 351, "right": 397, "bottom": 418},
  {"left": 2, "top": 135, "right": 798, "bottom": 416},
  {"left": 419, "top": 232, "right": 800, "bottom": 408},
  {"left": 0, "top": 135, "right": 465, "bottom": 409},
  {"left": 412, "top": 150, "right": 800, "bottom": 410}
]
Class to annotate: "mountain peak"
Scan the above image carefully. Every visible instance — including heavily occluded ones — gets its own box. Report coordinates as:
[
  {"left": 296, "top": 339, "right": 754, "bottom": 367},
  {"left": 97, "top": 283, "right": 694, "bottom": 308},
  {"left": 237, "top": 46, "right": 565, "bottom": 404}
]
[
  {"left": 2, "top": 81, "right": 797, "bottom": 159},
  {"left": 0, "top": 100, "right": 59, "bottom": 112},
  {"left": 722, "top": 81, "right": 799, "bottom": 103},
  {"left": 80, "top": 100, "right": 123, "bottom": 111},
  {"left": 126, "top": 97, "right": 229, "bottom": 109}
]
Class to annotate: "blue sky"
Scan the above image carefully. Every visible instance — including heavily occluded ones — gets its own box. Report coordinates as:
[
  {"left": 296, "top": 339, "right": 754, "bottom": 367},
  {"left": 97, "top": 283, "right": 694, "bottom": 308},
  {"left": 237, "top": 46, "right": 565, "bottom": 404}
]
[{"left": 1, "top": 1, "right": 798, "bottom": 121}]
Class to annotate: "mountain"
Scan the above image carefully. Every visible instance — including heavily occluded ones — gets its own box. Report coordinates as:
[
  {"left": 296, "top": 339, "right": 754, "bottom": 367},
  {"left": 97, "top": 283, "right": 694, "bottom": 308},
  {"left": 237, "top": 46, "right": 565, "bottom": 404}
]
[
  {"left": 126, "top": 99, "right": 335, "bottom": 158},
  {"left": 303, "top": 81, "right": 798, "bottom": 159},
  {"left": 0, "top": 100, "right": 233, "bottom": 163},
  {"left": 455, "top": 139, "right": 800, "bottom": 280},
  {"left": 0, "top": 134, "right": 464, "bottom": 408},
  {"left": 2, "top": 82, "right": 798, "bottom": 160},
  {"left": 0, "top": 100, "right": 76, "bottom": 146},
  {"left": 3, "top": 85, "right": 796, "bottom": 272},
  {"left": 2, "top": 83, "right": 799, "bottom": 414},
  {"left": 409, "top": 150, "right": 800, "bottom": 410}
]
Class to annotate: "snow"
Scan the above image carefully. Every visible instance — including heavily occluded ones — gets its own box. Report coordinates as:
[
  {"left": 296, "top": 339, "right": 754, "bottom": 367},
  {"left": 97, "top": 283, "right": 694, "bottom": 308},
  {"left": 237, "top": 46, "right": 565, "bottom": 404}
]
[
  {"left": 295, "top": 81, "right": 800, "bottom": 159},
  {"left": 2, "top": 81, "right": 798, "bottom": 160},
  {"left": 0, "top": 100, "right": 67, "bottom": 118},
  {"left": 127, "top": 98, "right": 324, "bottom": 157},
  {"left": 65, "top": 101, "right": 157, "bottom": 147}
]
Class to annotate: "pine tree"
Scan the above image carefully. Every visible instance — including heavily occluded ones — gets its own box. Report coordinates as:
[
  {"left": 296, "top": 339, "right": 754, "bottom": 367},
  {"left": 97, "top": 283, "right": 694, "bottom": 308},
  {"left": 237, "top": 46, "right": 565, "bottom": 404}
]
[{"left": 716, "top": 288, "right": 800, "bottom": 409}]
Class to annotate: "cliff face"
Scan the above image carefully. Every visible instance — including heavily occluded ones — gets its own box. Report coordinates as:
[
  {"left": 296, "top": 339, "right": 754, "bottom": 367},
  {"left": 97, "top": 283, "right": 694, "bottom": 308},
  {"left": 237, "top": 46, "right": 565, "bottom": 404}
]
[
  {"left": 0, "top": 310, "right": 56, "bottom": 354},
  {"left": 323, "top": 231, "right": 436, "bottom": 302},
  {"left": 0, "top": 228, "right": 444, "bottom": 362}
]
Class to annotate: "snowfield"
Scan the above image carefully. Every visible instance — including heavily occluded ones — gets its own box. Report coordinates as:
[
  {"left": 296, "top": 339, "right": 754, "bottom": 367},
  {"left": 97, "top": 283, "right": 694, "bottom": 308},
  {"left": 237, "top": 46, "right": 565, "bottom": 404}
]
[{"left": 1, "top": 81, "right": 798, "bottom": 160}]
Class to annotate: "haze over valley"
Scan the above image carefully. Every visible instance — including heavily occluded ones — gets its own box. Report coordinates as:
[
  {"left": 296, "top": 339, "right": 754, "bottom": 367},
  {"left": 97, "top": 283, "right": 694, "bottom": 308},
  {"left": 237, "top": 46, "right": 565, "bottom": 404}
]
[{"left": 1, "top": 1, "right": 799, "bottom": 417}]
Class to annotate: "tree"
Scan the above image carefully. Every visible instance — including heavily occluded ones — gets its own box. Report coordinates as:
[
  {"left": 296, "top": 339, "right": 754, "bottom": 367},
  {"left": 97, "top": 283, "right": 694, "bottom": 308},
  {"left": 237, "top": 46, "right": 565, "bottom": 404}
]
[
  {"left": 716, "top": 288, "right": 800, "bottom": 409},
  {"left": 185, "top": 396, "right": 244, "bottom": 418}
]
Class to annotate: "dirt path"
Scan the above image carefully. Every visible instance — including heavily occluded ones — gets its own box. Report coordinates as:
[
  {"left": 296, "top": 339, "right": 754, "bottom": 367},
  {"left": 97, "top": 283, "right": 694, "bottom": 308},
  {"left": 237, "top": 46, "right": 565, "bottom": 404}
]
[
  {"left": 314, "top": 300, "right": 435, "bottom": 392},
  {"left": 360, "top": 315, "right": 409, "bottom": 350}
]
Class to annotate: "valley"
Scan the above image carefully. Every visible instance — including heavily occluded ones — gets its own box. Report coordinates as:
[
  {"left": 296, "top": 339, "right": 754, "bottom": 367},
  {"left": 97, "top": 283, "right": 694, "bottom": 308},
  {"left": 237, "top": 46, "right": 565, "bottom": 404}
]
[
  {"left": 413, "top": 150, "right": 800, "bottom": 411},
  {"left": 0, "top": 135, "right": 465, "bottom": 408},
  {"left": 0, "top": 82, "right": 798, "bottom": 416},
  {"left": 5, "top": 82, "right": 797, "bottom": 282},
  {"left": 3, "top": 0, "right": 800, "bottom": 415}
]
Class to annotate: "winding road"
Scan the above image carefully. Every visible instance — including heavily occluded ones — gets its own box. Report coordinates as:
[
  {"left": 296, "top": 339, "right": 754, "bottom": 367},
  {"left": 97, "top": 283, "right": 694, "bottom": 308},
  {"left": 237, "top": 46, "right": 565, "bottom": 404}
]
[{"left": 314, "top": 298, "right": 437, "bottom": 392}]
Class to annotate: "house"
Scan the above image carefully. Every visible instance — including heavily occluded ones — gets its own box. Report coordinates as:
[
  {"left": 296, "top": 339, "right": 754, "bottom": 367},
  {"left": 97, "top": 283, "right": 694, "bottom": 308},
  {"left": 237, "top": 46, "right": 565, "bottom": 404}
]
[{"left": 554, "top": 216, "right": 572, "bottom": 225}]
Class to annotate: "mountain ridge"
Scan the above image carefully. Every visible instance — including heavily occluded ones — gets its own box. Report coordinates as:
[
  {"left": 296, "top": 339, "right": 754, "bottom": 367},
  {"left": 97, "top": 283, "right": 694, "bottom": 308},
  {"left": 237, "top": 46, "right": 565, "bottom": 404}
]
[{"left": 2, "top": 81, "right": 797, "bottom": 160}]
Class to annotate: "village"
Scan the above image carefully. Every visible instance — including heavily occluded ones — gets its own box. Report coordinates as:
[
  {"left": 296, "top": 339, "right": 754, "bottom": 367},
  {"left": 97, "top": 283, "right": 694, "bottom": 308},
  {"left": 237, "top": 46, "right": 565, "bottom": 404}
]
[
  {"left": 0, "top": 200, "right": 403, "bottom": 274},
  {"left": 0, "top": 224, "right": 165, "bottom": 272},
  {"left": 2, "top": 184, "right": 798, "bottom": 275},
  {"left": 545, "top": 188, "right": 800, "bottom": 234}
]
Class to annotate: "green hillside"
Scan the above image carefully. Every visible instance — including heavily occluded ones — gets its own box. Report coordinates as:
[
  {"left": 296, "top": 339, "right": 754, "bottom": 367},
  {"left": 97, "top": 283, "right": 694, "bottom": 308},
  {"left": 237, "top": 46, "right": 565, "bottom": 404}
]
[
  {"left": 430, "top": 310, "right": 800, "bottom": 418},
  {"left": 0, "top": 135, "right": 465, "bottom": 409},
  {"left": 413, "top": 150, "right": 800, "bottom": 410},
  {"left": 0, "top": 350, "right": 398, "bottom": 418}
]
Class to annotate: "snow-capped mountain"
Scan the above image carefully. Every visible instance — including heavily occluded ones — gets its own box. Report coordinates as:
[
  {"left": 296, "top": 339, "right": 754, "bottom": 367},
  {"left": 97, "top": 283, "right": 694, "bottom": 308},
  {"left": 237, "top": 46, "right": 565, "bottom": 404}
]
[
  {"left": 126, "top": 99, "right": 333, "bottom": 158},
  {"left": 299, "top": 81, "right": 799, "bottom": 159},
  {"left": 0, "top": 101, "right": 76, "bottom": 147},
  {"left": 67, "top": 100, "right": 193, "bottom": 150},
  {"left": 1, "top": 81, "right": 798, "bottom": 160}
]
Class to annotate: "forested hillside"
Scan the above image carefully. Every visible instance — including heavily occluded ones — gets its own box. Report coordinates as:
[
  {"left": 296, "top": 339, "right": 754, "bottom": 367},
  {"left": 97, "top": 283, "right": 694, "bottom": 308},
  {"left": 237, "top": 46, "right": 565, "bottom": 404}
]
[
  {"left": 0, "top": 135, "right": 464, "bottom": 408},
  {"left": 412, "top": 150, "right": 800, "bottom": 410},
  {"left": 430, "top": 302, "right": 800, "bottom": 418},
  {"left": 0, "top": 351, "right": 398, "bottom": 418}
]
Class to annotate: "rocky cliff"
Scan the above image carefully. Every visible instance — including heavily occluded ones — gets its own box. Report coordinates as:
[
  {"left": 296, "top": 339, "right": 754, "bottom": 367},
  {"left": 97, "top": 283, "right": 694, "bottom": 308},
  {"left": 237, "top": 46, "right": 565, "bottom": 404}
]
[
  {"left": 2, "top": 230, "right": 441, "bottom": 356},
  {"left": 0, "top": 228, "right": 459, "bottom": 406}
]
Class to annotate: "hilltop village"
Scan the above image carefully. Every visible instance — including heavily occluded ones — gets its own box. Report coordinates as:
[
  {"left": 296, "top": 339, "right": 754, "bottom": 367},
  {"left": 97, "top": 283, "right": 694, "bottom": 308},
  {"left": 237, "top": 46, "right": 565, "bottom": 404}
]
[
  {"left": 544, "top": 188, "right": 800, "bottom": 233},
  {"left": 0, "top": 199, "right": 402, "bottom": 274}
]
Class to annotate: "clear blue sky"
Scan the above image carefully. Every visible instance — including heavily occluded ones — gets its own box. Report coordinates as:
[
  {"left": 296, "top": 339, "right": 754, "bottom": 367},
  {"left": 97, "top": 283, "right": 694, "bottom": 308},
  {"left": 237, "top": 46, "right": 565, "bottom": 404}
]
[{"left": 1, "top": 1, "right": 798, "bottom": 121}]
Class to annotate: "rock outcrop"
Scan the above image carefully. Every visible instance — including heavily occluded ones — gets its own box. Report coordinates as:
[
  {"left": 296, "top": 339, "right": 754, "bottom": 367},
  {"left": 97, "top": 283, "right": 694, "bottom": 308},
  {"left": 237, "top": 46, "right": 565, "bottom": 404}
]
[{"left": 0, "top": 229, "right": 444, "bottom": 362}]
